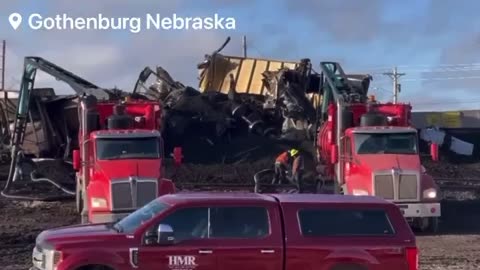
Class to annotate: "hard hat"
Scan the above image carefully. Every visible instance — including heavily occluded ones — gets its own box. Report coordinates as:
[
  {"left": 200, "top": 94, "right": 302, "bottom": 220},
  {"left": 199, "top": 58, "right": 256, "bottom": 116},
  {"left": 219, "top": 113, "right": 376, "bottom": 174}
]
[{"left": 289, "top": 149, "right": 299, "bottom": 156}]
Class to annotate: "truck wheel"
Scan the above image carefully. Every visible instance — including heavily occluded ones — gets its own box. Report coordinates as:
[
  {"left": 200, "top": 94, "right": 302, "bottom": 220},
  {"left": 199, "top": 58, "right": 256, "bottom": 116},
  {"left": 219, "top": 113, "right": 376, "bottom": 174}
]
[
  {"left": 76, "top": 189, "right": 83, "bottom": 214},
  {"left": 334, "top": 181, "right": 342, "bottom": 194},
  {"left": 426, "top": 217, "right": 439, "bottom": 233},
  {"left": 316, "top": 179, "right": 334, "bottom": 194},
  {"left": 417, "top": 217, "right": 439, "bottom": 234},
  {"left": 81, "top": 215, "right": 89, "bottom": 224}
]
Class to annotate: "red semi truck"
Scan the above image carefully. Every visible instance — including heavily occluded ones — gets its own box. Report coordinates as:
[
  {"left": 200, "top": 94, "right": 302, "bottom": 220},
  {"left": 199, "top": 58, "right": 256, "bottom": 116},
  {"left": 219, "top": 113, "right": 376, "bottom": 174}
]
[
  {"left": 31, "top": 193, "right": 418, "bottom": 270},
  {"left": 73, "top": 95, "right": 176, "bottom": 224},
  {"left": 315, "top": 62, "right": 441, "bottom": 232}
]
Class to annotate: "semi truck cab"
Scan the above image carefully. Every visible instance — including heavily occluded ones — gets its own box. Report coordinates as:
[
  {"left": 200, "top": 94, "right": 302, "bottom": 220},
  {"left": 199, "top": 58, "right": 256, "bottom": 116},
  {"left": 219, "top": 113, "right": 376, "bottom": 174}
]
[
  {"left": 74, "top": 129, "right": 175, "bottom": 223},
  {"left": 73, "top": 97, "right": 176, "bottom": 224},
  {"left": 31, "top": 193, "right": 418, "bottom": 270},
  {"left": 340, "top": 126, "right": 441, "bottom": 232}
]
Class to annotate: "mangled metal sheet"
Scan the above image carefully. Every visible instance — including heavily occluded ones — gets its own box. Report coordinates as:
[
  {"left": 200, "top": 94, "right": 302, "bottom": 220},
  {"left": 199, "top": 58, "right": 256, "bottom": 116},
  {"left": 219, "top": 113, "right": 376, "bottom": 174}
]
[
  {"left": 197, "top": 53, "right": 322, "bottom": 109},
  {"left": 198, "top": 54, "right": 299, "bottom": 95}
]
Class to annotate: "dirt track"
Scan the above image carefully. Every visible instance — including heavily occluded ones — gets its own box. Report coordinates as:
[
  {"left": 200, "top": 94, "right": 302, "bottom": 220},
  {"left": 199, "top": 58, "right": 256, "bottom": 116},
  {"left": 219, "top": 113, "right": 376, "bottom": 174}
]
[
  {"left": 0, "top": 196, "right": 480, "bottom": 270},
  {"left": 418, "top": 200, "right": 480, "bottom": 270},
  {"left": 1, "top": 148, "right": 480, "bottom": 269}
]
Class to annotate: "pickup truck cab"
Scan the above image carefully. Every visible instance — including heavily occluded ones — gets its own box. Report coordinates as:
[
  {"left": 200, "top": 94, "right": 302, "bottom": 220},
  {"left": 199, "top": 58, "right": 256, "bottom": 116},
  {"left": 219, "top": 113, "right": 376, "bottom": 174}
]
[{"left": 31, "top": 193, "right": 418, "bottom": 270}]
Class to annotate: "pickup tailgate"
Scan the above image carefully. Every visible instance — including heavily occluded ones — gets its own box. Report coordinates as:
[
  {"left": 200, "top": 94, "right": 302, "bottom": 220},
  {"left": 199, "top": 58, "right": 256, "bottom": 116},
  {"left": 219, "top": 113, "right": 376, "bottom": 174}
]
[{"left": 282, "top": 203, "right": 418, "bottom": 270}]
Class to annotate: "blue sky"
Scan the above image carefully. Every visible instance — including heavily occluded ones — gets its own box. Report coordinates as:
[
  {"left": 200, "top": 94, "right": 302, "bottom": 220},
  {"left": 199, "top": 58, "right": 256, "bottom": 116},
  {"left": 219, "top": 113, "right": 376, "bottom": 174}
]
[{"left": 0, "top": 0, "right": 479, "bottom": 111}]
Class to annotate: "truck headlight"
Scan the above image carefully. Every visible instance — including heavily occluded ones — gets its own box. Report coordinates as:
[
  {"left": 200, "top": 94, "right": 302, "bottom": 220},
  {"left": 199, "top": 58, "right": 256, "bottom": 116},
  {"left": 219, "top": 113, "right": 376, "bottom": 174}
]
[
  {"left": 423, "top": 188, "right": 437, "bottom": 199},
  {"left": 91, "top": 197, "right": 107, "bottom": 208},
  {"left": 44, "top": 249, "right": 63, "bottom": 270}
]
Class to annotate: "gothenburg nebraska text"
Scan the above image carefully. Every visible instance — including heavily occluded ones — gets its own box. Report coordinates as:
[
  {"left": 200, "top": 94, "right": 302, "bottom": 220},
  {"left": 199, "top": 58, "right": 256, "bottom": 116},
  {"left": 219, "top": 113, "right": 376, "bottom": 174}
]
[{"left": 27, "top": 13, "right": 237, "bottom": 32}]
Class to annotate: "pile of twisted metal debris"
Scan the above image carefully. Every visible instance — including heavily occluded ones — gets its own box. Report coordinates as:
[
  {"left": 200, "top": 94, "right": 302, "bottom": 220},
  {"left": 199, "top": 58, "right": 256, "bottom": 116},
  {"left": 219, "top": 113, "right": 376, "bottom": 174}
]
[{"left": 2, "top": 37, "right": 477, "bottom": 201}]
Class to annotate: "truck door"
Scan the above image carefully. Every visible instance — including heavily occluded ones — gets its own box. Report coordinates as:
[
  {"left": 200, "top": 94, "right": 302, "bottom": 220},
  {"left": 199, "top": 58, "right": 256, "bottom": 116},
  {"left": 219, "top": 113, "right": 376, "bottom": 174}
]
[
  {"left": 137, "top": 207, "right": 217, "bottom": 270},
  {"left": 211, "top": 205, "right": 283, "bottom": 270}
]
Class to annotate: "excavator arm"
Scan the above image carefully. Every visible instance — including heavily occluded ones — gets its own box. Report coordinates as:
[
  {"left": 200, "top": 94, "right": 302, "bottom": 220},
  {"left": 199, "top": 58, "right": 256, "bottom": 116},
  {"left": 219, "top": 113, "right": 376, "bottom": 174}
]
[
  {"left": 4, "top": 57, "right": 112, "bottom": 193},
  {"left": 13, "top": 57, "right": 112, "bottom": 148},
  {"left": 318, "top": 61, "right": 372, "bottom": 121}
]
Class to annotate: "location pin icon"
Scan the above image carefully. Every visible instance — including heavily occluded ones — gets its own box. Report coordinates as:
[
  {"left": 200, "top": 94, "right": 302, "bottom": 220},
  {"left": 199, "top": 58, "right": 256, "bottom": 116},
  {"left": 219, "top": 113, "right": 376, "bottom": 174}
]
[{"left": 9, "top": 13, "right": 22, "bottom": 30}]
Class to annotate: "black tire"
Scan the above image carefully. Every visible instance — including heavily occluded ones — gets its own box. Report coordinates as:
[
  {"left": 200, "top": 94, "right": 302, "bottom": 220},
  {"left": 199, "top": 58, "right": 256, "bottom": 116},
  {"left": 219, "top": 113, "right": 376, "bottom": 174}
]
[
  {"left": 316, "top": 178, "right": 335, "bottom": 194},
  {"left": 315, "top": 178, "right": 324, "bottom": 193},
  {"left": 76, "top": 187, "right": 83, "bottom": 214},
  {"left": 81, "top": 214, "right": 89, "bottom": 224},
  {"left": 426, "top": 217, "right": 439, "bottom": 233},
  {"left": 417, "top": 217, "right": 439, "bottom": 234},
  {"left": 333, "top": 180, "right": 342, "bottom": 194}
]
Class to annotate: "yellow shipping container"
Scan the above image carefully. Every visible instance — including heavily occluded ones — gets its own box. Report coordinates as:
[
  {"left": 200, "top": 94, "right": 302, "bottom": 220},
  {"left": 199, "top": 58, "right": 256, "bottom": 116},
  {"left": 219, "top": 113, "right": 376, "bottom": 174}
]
[{"left": 197, "top": 54, "right": 321, "bottom": 107}]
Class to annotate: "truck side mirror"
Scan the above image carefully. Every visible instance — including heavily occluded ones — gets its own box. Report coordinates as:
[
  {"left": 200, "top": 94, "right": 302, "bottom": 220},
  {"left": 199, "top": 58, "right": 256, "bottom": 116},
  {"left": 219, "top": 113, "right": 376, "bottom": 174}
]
[
  {"left": 330, "top": 144, "right": 338, "bottom": 164},
  {"left": 157, "top": 224, "right": 175, "bottom": 245},
  {"left": 172, "top": 147, "right": 183, "bottom": 167},
  {"left": 430, "top": 143, "right": 439, "bottom": 161},
  {"left": 73, "top": 149, "right": 81, "bottom": 171}
]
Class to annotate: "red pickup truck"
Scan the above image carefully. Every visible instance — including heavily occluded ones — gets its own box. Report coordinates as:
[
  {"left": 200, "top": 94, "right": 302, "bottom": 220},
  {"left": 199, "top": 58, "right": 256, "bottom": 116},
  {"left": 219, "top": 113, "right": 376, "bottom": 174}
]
[{"left": 31, "top": 193, "right": 418, "bottom": 270}]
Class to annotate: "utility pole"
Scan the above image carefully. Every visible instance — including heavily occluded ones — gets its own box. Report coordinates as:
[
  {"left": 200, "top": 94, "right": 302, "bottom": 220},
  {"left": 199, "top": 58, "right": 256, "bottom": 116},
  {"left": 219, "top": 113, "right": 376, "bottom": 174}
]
[
  {"left": 383, "top": 66, "right": 405, "bottom": 104},
  {"left": 1, "top": 40, "right": 5, "bottom": 93},
  {"left": 242, "top": 35, "right": 247, "bottom": 57}
]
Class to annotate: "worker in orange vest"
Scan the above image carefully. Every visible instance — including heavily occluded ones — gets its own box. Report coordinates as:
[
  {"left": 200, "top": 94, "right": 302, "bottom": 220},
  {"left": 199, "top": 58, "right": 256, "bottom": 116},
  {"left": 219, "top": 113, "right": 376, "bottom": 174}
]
[{"left": 273, "top": 148, "right": 299, "bottom": 184}]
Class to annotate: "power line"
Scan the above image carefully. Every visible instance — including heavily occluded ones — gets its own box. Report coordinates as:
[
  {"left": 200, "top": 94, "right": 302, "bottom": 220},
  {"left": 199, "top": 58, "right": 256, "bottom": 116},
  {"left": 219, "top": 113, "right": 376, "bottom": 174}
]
[
  {"left": 368, "top": 68, "right": 480, "bottom": 78},
  {"left": 352, "top": 62, "right": 480, "bottom": 72},
  {"left": 373, "top": 75, "right": 480, "bottom": 84},
  {"left": 412, "top": 100, "right": 480, "bottom": 106},
  {"left": 404, "top": 75, "right": 480, "bottom": 82},
  {"left": 396, "top": 63, "right": 480, "bottom": 68},
  {"left": 1, "top": 40, "right": 4, "bottom": 92}
]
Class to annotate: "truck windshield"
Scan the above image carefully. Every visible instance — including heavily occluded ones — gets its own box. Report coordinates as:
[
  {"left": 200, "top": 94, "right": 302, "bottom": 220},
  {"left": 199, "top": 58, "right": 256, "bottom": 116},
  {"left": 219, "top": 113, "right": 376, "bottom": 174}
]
[
  {"left": 354, "top": 132, "right": 418, "bottom": 155},
  {"left": 114, "top": 199, "right": 169, "bottom": 234},
  {"left": 96, "top": 137, "right": 160, "bottom": 160}
]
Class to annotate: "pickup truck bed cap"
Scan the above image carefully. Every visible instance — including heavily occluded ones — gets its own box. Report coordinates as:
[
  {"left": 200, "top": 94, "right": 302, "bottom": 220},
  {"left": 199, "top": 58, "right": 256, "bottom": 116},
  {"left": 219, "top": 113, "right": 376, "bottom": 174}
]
[
  {"left": 161, "top": 192, "right": 277, "bottom": 205},
  {"left": 161, "top": 193, "right": 391, "bottom": 205},
  {"left": 271, "top": 193, "right": 391, "bottom": 204}
]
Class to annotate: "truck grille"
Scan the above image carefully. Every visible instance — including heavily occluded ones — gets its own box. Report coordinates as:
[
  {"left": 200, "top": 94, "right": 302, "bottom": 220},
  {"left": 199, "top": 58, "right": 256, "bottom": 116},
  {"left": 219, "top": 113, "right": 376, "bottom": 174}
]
[
  {"left": 373, "top": 172, "right": 419, "bottom": 201},
  {"left": 398, "top": 175, "right": 418, "bottom": 200},
  {"left": 111, "top": 179, "right": 158, "bottom": 211},
  {"left": 374, "top": 175, "right": 395, "bottom": 200}
]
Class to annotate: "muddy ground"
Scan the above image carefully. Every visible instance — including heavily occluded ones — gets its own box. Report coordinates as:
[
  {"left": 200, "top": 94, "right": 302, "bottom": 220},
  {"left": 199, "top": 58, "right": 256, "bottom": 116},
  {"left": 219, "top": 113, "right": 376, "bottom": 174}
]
[
  {"left": 1, "top": 196, "right": 480, "bottom": 270},
  {"left": 2, "top": 142, "right": 480, "bottom": 269}
]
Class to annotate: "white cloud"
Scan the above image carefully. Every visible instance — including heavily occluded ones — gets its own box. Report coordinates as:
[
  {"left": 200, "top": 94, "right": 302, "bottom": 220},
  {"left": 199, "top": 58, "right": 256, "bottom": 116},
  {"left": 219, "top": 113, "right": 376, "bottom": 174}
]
[
  {"left": 0, "top": 0, "right": 244, "bottom": 95},
  {"left": 1, "top": 1, "right": 242, "bottom": 94},
  {"left": 5, "top": 31, "right": 241, "bottom": 94}
]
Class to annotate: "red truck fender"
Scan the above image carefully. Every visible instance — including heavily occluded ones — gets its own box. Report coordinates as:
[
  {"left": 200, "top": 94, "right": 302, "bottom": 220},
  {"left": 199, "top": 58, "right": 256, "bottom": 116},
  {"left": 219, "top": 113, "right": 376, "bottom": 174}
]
[
  {"left": 159, "top": 178, "right": 176, "bottom": 194},
  {"left": 420, "top": 172, "right": 441, "bottom": 202},
  {"left": 322, "top": 249, "right": 379, "bottom": 269},
  {"left": 57, "top": 249, "right": 125, "bottom": 270},
  {"left": 420, "top": 173, "right": 439, "bottom": 191}
]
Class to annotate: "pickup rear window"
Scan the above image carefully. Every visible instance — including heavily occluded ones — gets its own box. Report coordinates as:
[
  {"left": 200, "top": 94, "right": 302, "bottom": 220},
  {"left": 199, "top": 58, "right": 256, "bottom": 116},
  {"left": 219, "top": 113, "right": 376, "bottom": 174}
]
[{"left": 298, "top": 208, "right": 395, "bottom": 236}]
